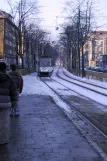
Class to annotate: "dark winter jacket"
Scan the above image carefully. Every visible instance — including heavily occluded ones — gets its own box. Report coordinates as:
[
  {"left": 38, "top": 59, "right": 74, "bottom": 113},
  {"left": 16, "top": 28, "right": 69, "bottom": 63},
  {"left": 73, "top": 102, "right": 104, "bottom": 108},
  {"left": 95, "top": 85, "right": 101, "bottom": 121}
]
[
  {"left": 8, "top": 71, "right": 23, "bottom": 93},
  {"left": 0, "top": 72, "right": 18, "bottom": 109}
]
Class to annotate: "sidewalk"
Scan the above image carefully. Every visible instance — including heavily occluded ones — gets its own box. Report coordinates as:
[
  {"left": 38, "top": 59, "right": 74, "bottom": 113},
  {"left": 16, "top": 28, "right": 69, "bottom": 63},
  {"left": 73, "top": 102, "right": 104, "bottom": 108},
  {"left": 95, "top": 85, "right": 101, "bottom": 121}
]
[{"left": 0, "top": 94, "right": 102, "bottom": 161}]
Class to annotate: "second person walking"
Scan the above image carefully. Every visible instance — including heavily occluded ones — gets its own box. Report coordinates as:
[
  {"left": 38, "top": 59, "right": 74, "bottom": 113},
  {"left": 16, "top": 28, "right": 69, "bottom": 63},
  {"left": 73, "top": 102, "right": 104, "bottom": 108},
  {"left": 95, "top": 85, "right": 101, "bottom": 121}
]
[{"left": 9, "top": 64, "right": 23, "bottom": 116}]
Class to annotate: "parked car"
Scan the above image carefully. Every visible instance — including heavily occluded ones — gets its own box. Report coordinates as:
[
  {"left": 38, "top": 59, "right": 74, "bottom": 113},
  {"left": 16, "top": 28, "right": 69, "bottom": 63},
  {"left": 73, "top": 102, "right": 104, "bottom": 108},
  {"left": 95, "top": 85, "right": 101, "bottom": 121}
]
[
  {"left": 86, "top": 66, "right": 95, "bottom": 71},
  {"left": 94, "top": 67, "right": 99, "bottom": 71},
  {"left": 91, "top": 66, "right": 96, "bottom": 71},
  {"left": 103, "top": 66, "right": 107, "bottom": 73},
  {"left": 95, "top": 67, "right": 104, "bottom": 72}
]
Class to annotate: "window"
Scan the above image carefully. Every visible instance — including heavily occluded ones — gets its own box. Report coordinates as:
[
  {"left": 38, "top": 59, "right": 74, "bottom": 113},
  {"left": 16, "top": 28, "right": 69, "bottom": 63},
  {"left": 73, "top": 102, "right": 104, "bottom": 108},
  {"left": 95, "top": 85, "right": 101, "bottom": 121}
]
[
  {"left": 9, "top": 49, "right": 12, "bottom": 54},
  {"left": 100, "top": 41, "right": 103, "bottom": 47},
  {"left": 5, "top": 39, "right": 9, "bottom": 45}
]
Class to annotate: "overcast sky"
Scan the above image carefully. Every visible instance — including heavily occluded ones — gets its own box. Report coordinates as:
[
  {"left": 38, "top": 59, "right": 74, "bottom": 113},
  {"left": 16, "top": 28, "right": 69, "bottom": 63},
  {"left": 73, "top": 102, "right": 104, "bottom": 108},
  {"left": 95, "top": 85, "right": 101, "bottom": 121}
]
[{"left": 1, "top": 0, "right": 107, "bottom": 40}]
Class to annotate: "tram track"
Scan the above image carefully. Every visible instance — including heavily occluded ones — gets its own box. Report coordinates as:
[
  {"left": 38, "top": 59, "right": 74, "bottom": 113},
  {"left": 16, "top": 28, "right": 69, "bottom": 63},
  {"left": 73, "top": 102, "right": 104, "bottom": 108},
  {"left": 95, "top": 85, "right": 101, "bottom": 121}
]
[
  {"left": 63, "top": 68, "right": 107, "bottom": 90},
  {"left": 57, "top": 67, "right": 107, "bottom": 97},
  {"left": 40, "top": 70, "right": 107, "bottom": 161},
  {"left": 53, "top": 68, "right": 107, "bottom": 135}
]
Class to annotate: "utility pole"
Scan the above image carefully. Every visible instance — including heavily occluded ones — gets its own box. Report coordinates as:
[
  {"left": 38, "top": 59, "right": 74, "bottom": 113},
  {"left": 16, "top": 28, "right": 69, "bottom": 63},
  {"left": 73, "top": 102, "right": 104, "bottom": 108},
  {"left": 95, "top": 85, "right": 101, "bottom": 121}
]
[
  {"left": 82, "top": 41, "right": 85, "bottom": 77},
  {"left": 19, "top": 0, "right": 24, "bottom": 68},
  {"left": 77, "top": 8, "right": 80, "bottom": 76}
]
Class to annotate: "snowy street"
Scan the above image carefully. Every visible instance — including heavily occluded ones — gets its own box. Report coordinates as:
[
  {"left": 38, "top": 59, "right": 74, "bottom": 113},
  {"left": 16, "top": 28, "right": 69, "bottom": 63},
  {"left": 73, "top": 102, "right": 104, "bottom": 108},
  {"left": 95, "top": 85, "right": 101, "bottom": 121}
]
[
  {"left": 22, "top": 67, "right": 107, "bottom": 160},
  {"left": 1, "top": 68, "right": 107, "bottom": 161},
  {"left": 1, "top": 0, "right": 107, "bottom": 160}
]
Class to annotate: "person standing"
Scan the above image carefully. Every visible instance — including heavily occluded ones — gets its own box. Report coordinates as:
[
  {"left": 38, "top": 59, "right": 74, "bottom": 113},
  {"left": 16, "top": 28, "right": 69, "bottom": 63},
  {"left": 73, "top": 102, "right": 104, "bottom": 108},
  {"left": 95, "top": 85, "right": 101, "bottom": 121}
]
[
  {"left": 0, "top": 62, "right": 18, "bottom": 144},
  {"left": 9, "top": 64, "right": 23, "bottom": 116}
]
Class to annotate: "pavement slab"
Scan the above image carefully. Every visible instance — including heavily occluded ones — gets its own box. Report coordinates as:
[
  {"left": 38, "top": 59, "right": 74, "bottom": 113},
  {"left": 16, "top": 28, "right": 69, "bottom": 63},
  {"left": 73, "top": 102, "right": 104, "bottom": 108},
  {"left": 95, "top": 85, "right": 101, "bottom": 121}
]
[{"left": 0, "top": 95, "right": 103, "bottom": 161}]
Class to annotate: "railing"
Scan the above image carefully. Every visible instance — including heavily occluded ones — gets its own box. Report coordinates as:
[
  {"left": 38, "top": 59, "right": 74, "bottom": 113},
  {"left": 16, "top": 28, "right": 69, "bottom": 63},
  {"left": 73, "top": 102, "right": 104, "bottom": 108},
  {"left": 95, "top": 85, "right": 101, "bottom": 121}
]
[{"left": 85, "top": 70, "right": 107, "bottom": 82}]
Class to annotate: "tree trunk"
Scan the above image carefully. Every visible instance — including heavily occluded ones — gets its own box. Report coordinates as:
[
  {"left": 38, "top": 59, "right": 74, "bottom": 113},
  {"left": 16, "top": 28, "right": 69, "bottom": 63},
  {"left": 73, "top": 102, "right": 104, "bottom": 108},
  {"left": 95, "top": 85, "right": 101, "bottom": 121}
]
[{"left": 82, "top": 42, "right": 85, "bottom": 77}]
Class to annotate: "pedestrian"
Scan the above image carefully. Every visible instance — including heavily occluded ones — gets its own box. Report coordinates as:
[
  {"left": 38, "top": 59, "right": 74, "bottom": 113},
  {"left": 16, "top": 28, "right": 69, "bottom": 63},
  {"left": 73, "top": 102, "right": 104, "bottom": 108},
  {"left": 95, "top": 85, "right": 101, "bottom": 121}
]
[
  {"left": 9, "top": 64, "right": 23, "bottom": 117},
  {"left": 0, "top": 61, "right": 18, "bottom": 144}
]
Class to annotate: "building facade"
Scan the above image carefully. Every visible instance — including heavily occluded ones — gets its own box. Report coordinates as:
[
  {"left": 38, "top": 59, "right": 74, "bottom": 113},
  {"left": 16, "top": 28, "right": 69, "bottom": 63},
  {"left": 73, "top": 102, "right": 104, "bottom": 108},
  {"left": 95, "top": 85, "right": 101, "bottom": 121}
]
[
  {"left": 84, "top": 31, "right": 107, "bottom": 67},
  {"left": 0, "top": 10, "right": 20, "bottom": 68}
]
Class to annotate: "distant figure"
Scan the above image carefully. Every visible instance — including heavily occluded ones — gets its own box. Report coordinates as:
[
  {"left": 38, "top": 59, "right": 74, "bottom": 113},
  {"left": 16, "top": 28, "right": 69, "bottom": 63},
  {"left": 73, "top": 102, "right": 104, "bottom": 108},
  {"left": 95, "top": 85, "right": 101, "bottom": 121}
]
[
  {"left": 0, "top": 62, "right": 18, "bottom": 144},
  {"left": 9, "top": 64, "right": 23, "bottom": 116}
]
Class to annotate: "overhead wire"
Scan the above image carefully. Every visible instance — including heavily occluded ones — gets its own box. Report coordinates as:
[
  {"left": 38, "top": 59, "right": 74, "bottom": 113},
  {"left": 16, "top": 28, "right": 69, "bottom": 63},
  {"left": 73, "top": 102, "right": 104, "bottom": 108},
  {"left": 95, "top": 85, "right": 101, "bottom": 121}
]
[{"left": 40, "top": 0, "right": 107, "bottom": 38}]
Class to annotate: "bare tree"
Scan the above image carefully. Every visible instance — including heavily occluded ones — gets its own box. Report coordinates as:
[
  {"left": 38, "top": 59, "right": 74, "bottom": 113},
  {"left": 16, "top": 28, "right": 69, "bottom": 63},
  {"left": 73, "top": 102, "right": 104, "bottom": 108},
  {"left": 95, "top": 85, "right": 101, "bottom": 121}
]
[
  {"left": 6, "top": 0, "right": 39, "bottom": 25},
  {"left": 5, "top": 0, "right": 39, "bottom": 68},
  {"left": 59, "top": 0, "right": 94, "bottom": 77},
  {"left": 24, "top": 23, "right": 50, "bottom": 70}
]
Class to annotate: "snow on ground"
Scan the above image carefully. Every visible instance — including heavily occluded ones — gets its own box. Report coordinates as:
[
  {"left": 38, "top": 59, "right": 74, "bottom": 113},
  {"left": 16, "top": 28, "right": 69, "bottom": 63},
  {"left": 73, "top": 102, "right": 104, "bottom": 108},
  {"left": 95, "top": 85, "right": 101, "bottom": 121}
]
[
  {"left": 63, "top": 70, "right": 107, "bottom": 95},
  {"left": 21, "top": 73, "right": 71, "bottom": 113},
  {"left": 64, "top": 68, "right": 107, "bottom": 88},
  {"left": 22, "top": 73, "right": 49, "bottom": 95},
  {"left": 21, "top": 68, "right": 107, "bottom": 110},
  {"left": 52, "top": 68, "right": 107, "bottom": 106}
]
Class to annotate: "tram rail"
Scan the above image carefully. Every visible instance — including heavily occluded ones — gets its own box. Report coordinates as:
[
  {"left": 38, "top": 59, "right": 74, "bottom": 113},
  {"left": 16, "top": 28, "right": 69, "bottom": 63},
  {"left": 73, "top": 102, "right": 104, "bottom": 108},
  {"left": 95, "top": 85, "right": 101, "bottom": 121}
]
[
  {"left": 40, "top": 70, "right": 107, "bottom": 161},
  {"left": 57, "top": 67, "right": 107, "bottom": 97}
]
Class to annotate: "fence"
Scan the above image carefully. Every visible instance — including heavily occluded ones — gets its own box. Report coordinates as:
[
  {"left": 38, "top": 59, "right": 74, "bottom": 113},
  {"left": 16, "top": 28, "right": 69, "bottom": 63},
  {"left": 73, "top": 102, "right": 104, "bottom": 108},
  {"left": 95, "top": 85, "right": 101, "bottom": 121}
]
[
  {"left": 70, "top": 69, "right": 107, "bottom": 82},
  {"left": 85, "top": 70, "right": 107, "bottom": 82}
]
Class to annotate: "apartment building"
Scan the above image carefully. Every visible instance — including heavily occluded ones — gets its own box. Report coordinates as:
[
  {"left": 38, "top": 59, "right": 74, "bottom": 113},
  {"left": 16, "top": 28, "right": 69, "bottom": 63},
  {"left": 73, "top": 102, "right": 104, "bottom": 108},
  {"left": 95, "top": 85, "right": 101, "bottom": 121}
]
[
  {"left": 84, "top": 31, "right": 107, "bottom": 67},
  {"left": 0, "top": 10, "right": 20, "bottom": 67}
]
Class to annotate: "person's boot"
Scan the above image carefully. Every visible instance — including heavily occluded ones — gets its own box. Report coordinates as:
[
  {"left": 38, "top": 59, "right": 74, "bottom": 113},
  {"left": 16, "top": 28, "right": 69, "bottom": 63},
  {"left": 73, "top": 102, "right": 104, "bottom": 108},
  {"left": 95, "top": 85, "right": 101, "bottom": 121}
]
[
  {"left": 15, "top": 112, "right": 20, "bottom": 117},
  {"left": 10, "top": 108, "right": 14, "bottom": 117},
  {"left": 15, "top": 108, "right": 20, "bottom": 117}
]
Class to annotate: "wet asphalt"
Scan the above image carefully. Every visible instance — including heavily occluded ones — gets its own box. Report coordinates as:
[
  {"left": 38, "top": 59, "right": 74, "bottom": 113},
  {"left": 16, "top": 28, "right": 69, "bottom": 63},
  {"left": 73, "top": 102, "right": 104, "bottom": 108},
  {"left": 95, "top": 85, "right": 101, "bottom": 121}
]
[{"left": 0, "top": 94, "right": 103, "bottom": 161}]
